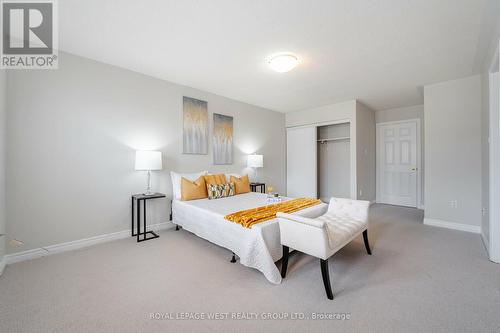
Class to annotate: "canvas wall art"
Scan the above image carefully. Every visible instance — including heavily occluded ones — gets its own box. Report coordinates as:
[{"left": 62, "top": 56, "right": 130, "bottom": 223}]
[
  {"left": 213, "top": 113, "right": 233, "bottom": 165},
  {"left": 183, "top": 96, "right": 208, "bottom": 154}
]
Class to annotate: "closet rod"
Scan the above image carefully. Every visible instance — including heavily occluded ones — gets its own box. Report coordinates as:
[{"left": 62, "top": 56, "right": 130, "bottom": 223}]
[{"left": 317, "top": 136, "right": 350, "bottom": 143}]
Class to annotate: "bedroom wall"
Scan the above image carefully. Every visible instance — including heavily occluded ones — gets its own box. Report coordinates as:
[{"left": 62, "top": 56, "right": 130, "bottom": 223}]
[
  {"left": 424, "top": 75, "right": 482, "bottom": 229},
  {"left": 0, "top": 69, "right": 6, "bottom": 269},
  {"left": 355, "top": 102, "right": 376, "bottom": 202},
  {"left": 285, "top": 100, "right": 356, "bottom": 128},
  {"left": 6, "top": 52, "right": 286, "bottom": 254},
  {"left": 375, "top": 104, "right": 424, "bottom": 124}
]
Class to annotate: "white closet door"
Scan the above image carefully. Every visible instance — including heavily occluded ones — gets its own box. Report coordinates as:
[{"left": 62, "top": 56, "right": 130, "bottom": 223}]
[{"left": 286, "top": 126, "right": 317, "bottom": 198}]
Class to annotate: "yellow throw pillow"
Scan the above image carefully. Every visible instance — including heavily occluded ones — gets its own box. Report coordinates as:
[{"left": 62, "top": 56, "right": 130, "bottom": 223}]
[
  {"left": 204, "top": 174, "right": 227, "bottom": 185},
  {"left": 230, "top": 175, "right": 251, "bottom": 194},
  {"left": 181, "top": 176, "right": 208, "bottom": 201}
]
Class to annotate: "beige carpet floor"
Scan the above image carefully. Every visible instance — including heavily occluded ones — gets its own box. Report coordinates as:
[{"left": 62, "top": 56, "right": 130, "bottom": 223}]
[{"left": 1, "top": 204, "right": 499, "bottom": 333}]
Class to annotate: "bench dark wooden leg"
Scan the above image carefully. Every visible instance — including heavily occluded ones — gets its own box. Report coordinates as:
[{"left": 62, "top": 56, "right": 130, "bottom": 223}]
[
  {"left": 281, "top": 246, "right": 289, "bottom": 278},
  {"left": 320, "top": 259, "right": 334, "bottom": 300},
  {"left": 363, "top": 230, "right": 372, "bottom": 255},
  {"left": 230, "top": 252, "right": 237, "bottom": 263}
]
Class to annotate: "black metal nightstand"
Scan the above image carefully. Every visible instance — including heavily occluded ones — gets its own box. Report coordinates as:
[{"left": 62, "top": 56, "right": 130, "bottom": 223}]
[
  {"left": 250, "top": 182, "right": 266, "bottom": 193},
  {"left": 131, "top": 193, "right": 166, "bottom": 242}
]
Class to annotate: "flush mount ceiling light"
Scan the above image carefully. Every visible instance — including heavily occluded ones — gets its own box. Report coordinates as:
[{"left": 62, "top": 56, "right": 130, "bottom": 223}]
[{"left": 268, "top": 53, "right": 299, "bottom": 73}]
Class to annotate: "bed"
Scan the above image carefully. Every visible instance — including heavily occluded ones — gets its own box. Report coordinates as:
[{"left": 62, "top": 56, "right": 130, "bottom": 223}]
[{"left": 172, "top": 192, "right": 328, "bottom": 284}]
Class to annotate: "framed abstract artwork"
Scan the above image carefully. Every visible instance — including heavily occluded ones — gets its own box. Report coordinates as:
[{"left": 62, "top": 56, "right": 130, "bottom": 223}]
[
  {"left": 213, "top": 113, "right": 233, "bottom": 164},
  {"left": 183, "top": 96, "right": 208, "bottom": 154}
]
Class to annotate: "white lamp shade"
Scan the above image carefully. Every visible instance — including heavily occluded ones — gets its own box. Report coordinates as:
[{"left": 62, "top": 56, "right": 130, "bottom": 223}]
[
  {"left": 247, "top": 154, "right": 263, "bottom": 168},
  {"left": 135, "top": 151, "right": 163, "bottom": 171}
]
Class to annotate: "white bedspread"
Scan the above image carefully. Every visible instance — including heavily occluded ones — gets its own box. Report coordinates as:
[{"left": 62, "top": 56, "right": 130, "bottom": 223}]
[{"left": 172, "top": 192, "right": 328, "bottom": 284}]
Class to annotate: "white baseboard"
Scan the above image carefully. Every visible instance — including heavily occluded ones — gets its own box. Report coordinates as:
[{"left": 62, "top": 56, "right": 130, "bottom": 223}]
[
  {"left": 490, "top": 253, "right": 500, "bottom": 264},
  {"left": 0, "top": 256, "right": 5, "bottom": 276},
  {"left": 4, "top": 221, "right": 174, "bottom": 266},
  {"left": 4, "top": 248, "right": 48, "bottom": 265},
  {"left": 423, "top": 218, "right": 481, "bottom": 234}
]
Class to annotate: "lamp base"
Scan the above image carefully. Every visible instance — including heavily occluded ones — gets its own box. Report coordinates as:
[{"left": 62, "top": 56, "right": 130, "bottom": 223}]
[
  {"left": 251, "top": 167, "right": 259, "bottom": 183},
  {"left": 144, "top": 170, "right": 154, "bottom": 195}
]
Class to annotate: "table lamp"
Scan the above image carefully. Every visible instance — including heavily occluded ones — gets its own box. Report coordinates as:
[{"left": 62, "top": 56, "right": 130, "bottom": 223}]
[{"left": 135, "top": 151, "right": 163, "bottom": 195}]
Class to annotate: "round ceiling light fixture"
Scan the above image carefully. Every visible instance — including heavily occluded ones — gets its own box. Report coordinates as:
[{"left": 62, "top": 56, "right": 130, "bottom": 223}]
[{"left": 268, "top": 53, "right": 299, "bottom": 73}]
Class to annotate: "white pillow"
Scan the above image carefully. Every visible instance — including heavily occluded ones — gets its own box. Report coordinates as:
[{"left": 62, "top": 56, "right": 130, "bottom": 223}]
[{"left": 170, "top": 171, "right": 208, "bottom": 200}]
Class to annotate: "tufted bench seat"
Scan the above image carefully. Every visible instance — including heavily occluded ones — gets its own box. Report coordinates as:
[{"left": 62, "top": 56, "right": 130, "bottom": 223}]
[{"left": 277, "top": 197, "right": 371, "bottom": 300}]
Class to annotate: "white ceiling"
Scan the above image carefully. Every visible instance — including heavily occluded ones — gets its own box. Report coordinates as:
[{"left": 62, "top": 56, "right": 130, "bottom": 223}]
[{"left": 60, "top": 0, "right": 494, "bottom": 112}]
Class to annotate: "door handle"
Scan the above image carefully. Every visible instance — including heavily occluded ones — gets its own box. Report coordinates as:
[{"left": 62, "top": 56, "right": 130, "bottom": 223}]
[{"left": 411, "top": 167, "right": 418, "bottom": 171}]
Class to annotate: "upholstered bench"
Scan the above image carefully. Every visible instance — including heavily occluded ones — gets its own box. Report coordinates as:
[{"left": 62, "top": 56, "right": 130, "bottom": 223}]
[{"left": 277, "top": 197, "right": 371, "bottom": 300}]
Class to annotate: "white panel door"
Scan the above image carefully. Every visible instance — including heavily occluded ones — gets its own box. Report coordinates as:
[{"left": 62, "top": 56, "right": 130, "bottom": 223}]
[
  {"left": 377, "top": 121, "right": 418, "bottom": 207},
  {"left": 286, "top": 126, "right": 317, "bottom": 198}
]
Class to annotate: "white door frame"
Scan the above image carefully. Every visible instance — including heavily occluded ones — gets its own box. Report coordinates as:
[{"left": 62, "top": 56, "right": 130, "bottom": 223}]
[
  {"left": 488, "top": 41, "right": 500, "bottom": 263},
  {"left": 376, "top": 119, "right": 422, "bottom": 208}
]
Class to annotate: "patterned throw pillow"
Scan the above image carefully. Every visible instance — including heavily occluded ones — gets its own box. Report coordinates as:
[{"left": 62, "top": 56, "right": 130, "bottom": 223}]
[{"left": 207, "top": 183, "right": 235, "bottom": 200}]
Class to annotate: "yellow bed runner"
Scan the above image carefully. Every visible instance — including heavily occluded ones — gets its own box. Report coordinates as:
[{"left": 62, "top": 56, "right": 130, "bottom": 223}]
[{"left": 224, "top": 198, "right": 322, "bottom": 228}]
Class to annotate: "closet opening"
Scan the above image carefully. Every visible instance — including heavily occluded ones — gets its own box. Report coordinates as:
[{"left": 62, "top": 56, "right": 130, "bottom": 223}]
[{"left": 317, "top": 123, "right": 351, "bottom": 203}]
